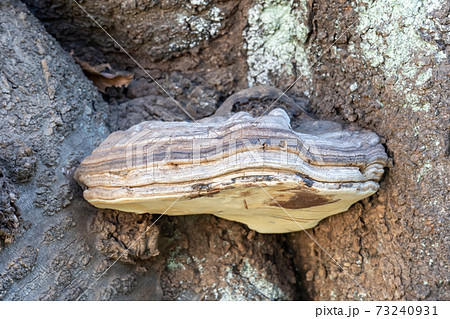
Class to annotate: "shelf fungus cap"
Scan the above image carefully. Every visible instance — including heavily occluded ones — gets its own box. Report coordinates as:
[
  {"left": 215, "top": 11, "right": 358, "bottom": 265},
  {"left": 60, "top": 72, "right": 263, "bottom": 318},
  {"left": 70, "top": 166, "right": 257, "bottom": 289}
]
[{"left": 75, "top": 108, "right": 387, "bottom": 233}]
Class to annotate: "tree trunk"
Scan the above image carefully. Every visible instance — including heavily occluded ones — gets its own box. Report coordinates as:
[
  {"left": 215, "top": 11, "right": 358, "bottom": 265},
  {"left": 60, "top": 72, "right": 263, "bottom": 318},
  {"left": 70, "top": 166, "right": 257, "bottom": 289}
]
[{"left": 1, "top": 0, "right": 448, "bottom": 300}]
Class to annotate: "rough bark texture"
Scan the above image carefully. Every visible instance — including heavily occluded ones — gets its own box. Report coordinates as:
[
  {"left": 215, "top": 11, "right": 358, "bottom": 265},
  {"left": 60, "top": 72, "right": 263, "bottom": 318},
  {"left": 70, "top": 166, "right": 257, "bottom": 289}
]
[
  {"left": 290, "top": 0, "right": 449, "bottom": 301},
  {"left": 0, "top": 0, "right": 448, "bottom": 300}
]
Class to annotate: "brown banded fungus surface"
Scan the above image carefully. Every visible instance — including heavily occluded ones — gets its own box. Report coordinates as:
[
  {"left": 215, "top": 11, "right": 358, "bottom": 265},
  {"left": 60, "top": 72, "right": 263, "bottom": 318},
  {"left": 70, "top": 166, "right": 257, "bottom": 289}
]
[{"left": 75, "top": 101, "right": 387, "bottom": 233}]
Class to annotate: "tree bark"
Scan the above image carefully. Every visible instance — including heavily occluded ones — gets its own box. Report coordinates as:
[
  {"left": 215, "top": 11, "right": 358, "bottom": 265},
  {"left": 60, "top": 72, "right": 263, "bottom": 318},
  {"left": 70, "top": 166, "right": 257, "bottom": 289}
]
[{"left": 1, "top": 0, "right": 448, "bottom": 300}]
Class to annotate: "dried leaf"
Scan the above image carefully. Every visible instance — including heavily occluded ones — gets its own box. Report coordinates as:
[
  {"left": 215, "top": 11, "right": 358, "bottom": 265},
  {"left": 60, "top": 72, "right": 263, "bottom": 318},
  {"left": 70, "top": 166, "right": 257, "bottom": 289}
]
[{"left": 75, "top": 58, "right": 133, "bottom": 93}]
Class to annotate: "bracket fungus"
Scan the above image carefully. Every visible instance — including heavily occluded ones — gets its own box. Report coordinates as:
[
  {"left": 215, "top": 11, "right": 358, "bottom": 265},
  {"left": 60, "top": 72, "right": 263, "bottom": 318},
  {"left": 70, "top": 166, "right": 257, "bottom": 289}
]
[{"left": 75, "top": 89, "right": 387, "bottom": 233}]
